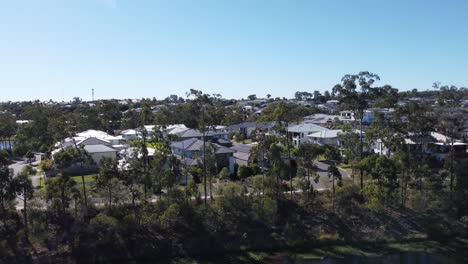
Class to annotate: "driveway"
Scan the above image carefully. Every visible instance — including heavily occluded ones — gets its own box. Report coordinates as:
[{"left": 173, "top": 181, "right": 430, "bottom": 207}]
[
  {"left": 310, "top": 160, "right": 351, "bottom": 190},
  {"left": 8, "top": 160, "right": 42, "bottom": 210},
  {"left": 8, "top": 159, "right": 28, "bottom": 176}
]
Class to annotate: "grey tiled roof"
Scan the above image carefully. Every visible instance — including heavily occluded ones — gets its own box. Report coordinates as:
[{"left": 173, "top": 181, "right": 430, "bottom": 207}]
[
  {"left": 230, "top": 144, "right": 252, "bottom": 153},
  {"left": 171, "top": 138, "right": 235, "bottom": 154},
  {"left": 83, "top": 144, "right": 117, "bottom": 153}
]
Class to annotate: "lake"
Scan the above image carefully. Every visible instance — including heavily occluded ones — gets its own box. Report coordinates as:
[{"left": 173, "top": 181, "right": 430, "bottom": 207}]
[
  {"left": 285, "top": 251, "right": 467, "bottom": 264},
  {"left": 0, "top": 140, "right": 13, "bottom": 150}
]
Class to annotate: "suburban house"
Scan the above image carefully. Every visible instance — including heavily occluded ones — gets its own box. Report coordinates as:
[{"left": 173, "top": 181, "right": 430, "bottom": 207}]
[
  {"left": 170, "top": 138, "right": 236, "bottom": 173},
  {"left": 83, "top": 145, "right": 117, "bottom": 165},
  {"left": 75, "top": 130, "right": 121, "bottom": 145},
  {"left": 362, "top": 108, "right": 395, "bottom": 125},
  {"left": 118, "top": 146, "right": 158, "bottom": 170},
  {"left": 287, "top": 123, "right": 330, "bottom": 146},
  {"left": 304, "top": 114, "right": 340, "bottom": 127},
  {"left": 162, "top": 124, "right": 190, "bottom": 137},
  {"left": 339, "top": 111, "right": 355, "bottom": 122},
  {"left": 372, "top": 132, "right": 468, "bottom": 161},
  {"left": 230, "top": 143, "right": 253, "bottom": 166},
  {"left": 226, "top": 121, "right": 277, "bottom": 139},
  {"left": 120, "top": 129, "right": 142, "bottom": 141},
  {"left": 52, "top": 129, "right": 123, "bottom": 171},
  {"left": 317, "top": 100, "right": 340, "bottom": 113},
  {"left": 308, "top": 129, "right": 345, "bottom": 147},
  {"left": 174, "top": 128, "right": 230, "bottom": 142},
  {"left": 304, "top": 113, "right": 360, "bottom": 126}
]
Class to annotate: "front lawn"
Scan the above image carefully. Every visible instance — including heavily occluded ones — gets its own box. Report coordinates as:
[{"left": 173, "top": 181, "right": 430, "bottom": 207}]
[
  {"left": 39, "top": 174, "right": 96, "bottom": 188},
  {"left": 72, "top": 174, "right": 96, "bottom": 183}
]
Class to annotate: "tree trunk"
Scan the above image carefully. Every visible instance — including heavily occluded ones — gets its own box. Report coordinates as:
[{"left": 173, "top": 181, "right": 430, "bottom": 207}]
[
  {"left": 359, "top": 117, "right": 364, "bottom": 189},
  {"left": 307, "top": 169, "right": 310, "bottom": 200},
  {"left": 449, "top": 140, "right": 454, "bottom": 201},
  {"left": 61, "top": 187, "right": 67, "bottom": 229},
  {"left": 108, "top": 188, "right": 112, "bottom": 210},
  {"left": 202, "top": 130, "right": 207, "bottom": 206},
  {"left": 23, "top": 193, "right": 28, "bottom": 241},
  {"left": 209, "top": 175, "right": 213, "bottom": 200},
  {"left": 286, "top": 124, "right": 293, "bottom": 200},
  {"left": 332, "top": 172, "right": 335, "bottom": 211},
  {"left": 81, "top": 175, "right": 87, "bottom": 217},
  {"left": 0, "top": 196, "right": 4, "bottom": 212},
  {"left": 72, "top": 138, "right": 88, "bottom": 215}
]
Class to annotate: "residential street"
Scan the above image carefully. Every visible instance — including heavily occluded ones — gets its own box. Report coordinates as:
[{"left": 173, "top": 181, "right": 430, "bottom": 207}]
[
  {"left": 312, "top": 160, "right": 350, "bottom": 190},
  {"left": 9, "top": 159, "right": 42, "bottom": 210}
]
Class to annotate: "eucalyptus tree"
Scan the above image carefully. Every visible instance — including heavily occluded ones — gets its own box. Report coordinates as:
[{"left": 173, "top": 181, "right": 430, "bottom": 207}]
[
  {"left": 14, "top": 167, "right": 34, "bottom": 240},
  {"left": 296, "top": 143, "right": 323, "bottom": 199},
  {"left": 272, "top": 101, "right": 295, "bottom": 199},
  {"left": 0, "top": 163, "right": 15, "bottom": 212},
  {"left": 151, "top": 151, "right": 168, "bottom": 197},
  {"left": 95, "top": 157, "right": 120, "bottom": 210},
  {"left": 266, "top": 141, "right": 285, "bottom": 198},
  {"left": 332, "top": 71, "right": 380, "bottom": 189},
  {"left": 433, "top": 83, "right": 467, "bottom": 201},
  {"left": 0, "top": 114, "right": 16, "bottom": 152},
  {"left": 120, "top": 158, "right": 142, "bottom": 211},
  {"left": 394, "top": 101, "right": 435, "bottom": 195},
  {"left": 46, "top": 172, "right": 78, "bottom": 230},
  {"left": 53, "top": 146, "right": 92, "bottom": 215},
  {"left": 204, "top": 142, "right": 218, "bottom": 200},
  {"left": 138, "top": 129, "right": 152, "bottom": 200},
  {"left": 328, "top": 164, "right": 342, "bottom": 211},
  {"left": 185, "top": 89, "right": 224, "bottom": 205}
]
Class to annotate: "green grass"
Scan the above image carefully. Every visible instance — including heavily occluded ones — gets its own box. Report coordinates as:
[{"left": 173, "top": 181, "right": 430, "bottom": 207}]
[
  {"left": 72, "top": 174, "right": 96, "bottom": 183},
  {"left": 235, "top": 238, "right": 468, "bottom": 262},
  {"left": 38, "top": 174, "right": 96, "bottom": 188}
]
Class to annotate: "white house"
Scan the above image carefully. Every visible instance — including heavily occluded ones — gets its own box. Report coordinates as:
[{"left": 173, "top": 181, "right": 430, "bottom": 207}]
[
  {"left": 287, "top": 123, "right": 330, "bottom": 146},
  {"left": 83, "top": 145, "right": 117, "bottom": 165},
  {"left": 308, "top": 129, "right": 345, "bottom": 147},
  {"left": 120, "top": 129, "right": 142, "bottom": 141},
  {"left": 76, "top": 130, "right": 121, "bottom": 145}
]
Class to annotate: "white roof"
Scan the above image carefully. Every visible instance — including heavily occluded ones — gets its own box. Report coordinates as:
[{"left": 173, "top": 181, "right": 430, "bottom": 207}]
[
  {"left": 121, "top": 129, "right": 139, "bottom": 135},
  {"left": 287, "top": 123, "right": 329, "bottom": 133},
  {"left": 434, "top": 142, "right": 467, "bottom": 146},
  {"left": 144, "top": 125, "right": 156, "bottom": 132},
  {"left": 83, "top": 144, "right": 117, "bottom": 153},
  {"left": 55, "top": 130, "right": 120, "bottom": 149},
  {"left": 75, "top": 129, "right": 120, "bottom": 141},
  {"left": 430, "top": 132, "right": 460, "bottom": 143},
  {"left": 308, "top": 129, "right": 343, "bottom": 138},
  {"left": 16, "top": 120, "right": 31, "bottom": 124},
  {"left": 168, "top": 127, "right": 190, "bottom": 135}
]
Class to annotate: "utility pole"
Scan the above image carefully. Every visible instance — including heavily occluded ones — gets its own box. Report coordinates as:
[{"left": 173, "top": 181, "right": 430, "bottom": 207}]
[{"left": 91, "top": 88, "right": 95, "bottom": 101}]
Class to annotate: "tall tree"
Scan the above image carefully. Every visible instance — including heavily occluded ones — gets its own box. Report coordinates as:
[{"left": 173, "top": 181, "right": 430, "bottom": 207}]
[
  {"left": 328, "top": 164, "right": 342, "bottom": 211},
  {"left": 297, "top": 143, "right": 323, "bottom": 199},
  {"left": 0, "top": 163, "right": 15, "bottom": 212},
  {"left": 14, "top": 168, "right": 34, "bottom": 240},
  {"left": 185, "top": 89, "right": 222, "bottom": 205},
  {"left": 96, "top": 157, "right": 120, "bottom": 210},
  {"left": 434, "top": 83, "right": 466, "bottom": 201},
  {"left": 333, "top": 71, "right": 380, "bottom": 189}
]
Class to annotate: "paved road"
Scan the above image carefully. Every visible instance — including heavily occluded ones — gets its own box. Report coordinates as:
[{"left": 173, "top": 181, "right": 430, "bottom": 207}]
[
  {"left": 310, "top": 160, "right": 351, "bottom": 190},
  {"left": 8, "top": 160, "right": 42, "bottom": 210},
  {"left": 8, "top": 159, "right": 27, "bottom": 175},
  {"left": 8, "top": 160, "right": 28, "bottom": 209}
]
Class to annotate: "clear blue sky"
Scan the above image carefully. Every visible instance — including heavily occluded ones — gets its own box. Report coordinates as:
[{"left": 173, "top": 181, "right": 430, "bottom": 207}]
[{"left": 1, "top": 0, "right": 468, "bottom": 101}]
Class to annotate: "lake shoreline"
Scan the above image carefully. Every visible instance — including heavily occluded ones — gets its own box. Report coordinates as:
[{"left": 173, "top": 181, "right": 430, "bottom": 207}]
[{"left": 174, "top": 237, "right": 468, "bottom": 263}]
